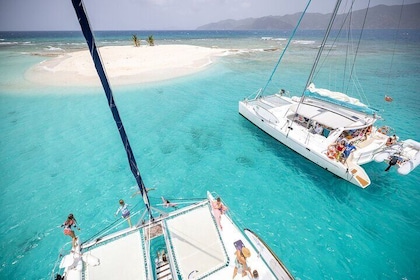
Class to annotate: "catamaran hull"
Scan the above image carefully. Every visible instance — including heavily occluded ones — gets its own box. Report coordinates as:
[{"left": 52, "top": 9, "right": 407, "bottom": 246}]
[{"left": 239, "top": 100, "right": 371, "bottom": 188}]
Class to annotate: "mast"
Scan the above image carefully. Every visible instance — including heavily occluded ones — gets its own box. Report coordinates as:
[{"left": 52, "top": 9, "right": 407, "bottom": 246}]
[
  {"left": 70, "top": 0, "right": 153, "bottom": 219},
  {"left": 303, "top": 0, "right": 343, "bottom": 94}
]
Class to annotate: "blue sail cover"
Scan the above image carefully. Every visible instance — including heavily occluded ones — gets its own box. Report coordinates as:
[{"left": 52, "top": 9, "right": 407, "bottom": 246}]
[
  {"left": 71, "top": 0, "right": 152, "bottom": 216},
  {"left": 304, "top": 89, "right": 377, "bottom": 115}
]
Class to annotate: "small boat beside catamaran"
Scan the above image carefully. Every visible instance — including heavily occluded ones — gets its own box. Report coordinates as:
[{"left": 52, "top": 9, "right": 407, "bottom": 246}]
[
  {"left": 239, "top": 0, "right": 418, "bottom": 188},
  {"left": 374, "top": 139, "right": 420, "bottom": 175},
  {"left": 51, "top": 1, "right": 294, "bottom": 279}
]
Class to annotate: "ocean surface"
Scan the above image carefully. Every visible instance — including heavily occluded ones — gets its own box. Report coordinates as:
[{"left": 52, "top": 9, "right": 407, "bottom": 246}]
[{"left": 0, "top": 30, "right": 419, "bottom": 279}]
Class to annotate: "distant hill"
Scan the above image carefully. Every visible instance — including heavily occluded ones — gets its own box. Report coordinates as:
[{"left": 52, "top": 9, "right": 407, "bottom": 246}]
[{"left": 197, "top": 3, "right": 420, "bottom": 30}]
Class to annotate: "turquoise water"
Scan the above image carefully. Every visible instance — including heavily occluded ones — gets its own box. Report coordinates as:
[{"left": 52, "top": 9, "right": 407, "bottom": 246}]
[{"left": 0, "top": 30, "right": 419, "bottom": 279}]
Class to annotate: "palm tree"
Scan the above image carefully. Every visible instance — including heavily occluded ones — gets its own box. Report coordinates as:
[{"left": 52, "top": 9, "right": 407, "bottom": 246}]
[
  {"left": 132, "top": 34, "right": 140, "bottom": 47},
  {"left": 147, "top": 35, "right": 154, "bottom": 46}
]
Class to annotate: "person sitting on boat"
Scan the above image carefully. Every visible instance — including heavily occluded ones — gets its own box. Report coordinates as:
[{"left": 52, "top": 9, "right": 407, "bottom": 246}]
[
  {"left": 115, "top": 199, "right": 132, "bottom": 228},
  {"left": 212, "top": 197, "right": 228, "bottom": 230},
  {"left": 326, "top": 144, "right": 337, "bottom": 160},
  {"left": 365, "top": 126, "right": 372, "bottom": 138},
  {"left": 313, "top": 123, "right": 323, "bottom": 135},
  {"left": 61, "top": 213, "right": 79, "bottom": 248},
  {"left": 386, "top": 135, "right": 397, "bottom": 147},
  {"left": 252, "top": 270, "right": 260, "bottom": 279},
  {"left": 335, "top": 140, "right": 346, "bottom": 161},
  {"left": 232, "top": 247, "right": 252, "bottom": 279},
  {"left": 385, "top": 155, "right": 402, "bottom": 172},
  {"left": 377, "top": 126, "right": 389, "bottom": 135},
  {"left": 341, "top": 142, "right": 357, "bottom": 163}
]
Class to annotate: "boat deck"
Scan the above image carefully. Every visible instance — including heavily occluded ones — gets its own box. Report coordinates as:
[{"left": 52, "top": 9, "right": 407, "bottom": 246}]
[
  {"left": 84, "top": 231, "right": 146, "bottom": 280},
  {"left": 75, "top": 199, "right": 290, "bottom": 280},
  {"left": 165, "top": 205, "right": 227, "bottom": 278},
  {"left": 245, "top": 94, "right": 292, "bottom": 109}
]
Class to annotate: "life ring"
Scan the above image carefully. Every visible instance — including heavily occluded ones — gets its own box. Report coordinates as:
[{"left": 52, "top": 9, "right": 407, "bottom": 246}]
[{"left": 377, "top": 126, "right": 389, "bottom": 135}]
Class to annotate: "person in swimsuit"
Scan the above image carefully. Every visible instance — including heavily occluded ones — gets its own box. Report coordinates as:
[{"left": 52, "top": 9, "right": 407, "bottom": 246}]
[
  {"left": 161, "top": 196, "right": 178, "bottom": 208},
  {"left": 341, "top": 142, "right": 356, "bottom": 163},
  {"left": 335, "top": 140, "right": 346, "bottom": 162},
  {"left": 232, "top": 247, "right": 251, "bottom": 279},
  {"left": 115, "top": 199, "right": 132, "bottom": 228},
  {"left": 212, "top": 197, "right": 228, "bottom": 230},
  {"left": 61, "top": 213, "right": 79, "bottom": 247}
]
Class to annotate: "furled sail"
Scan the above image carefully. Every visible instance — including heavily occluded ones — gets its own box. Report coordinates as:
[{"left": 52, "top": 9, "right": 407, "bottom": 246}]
[
  {"left": 304, "top": 83, "right": 377, "bottom": 115},
  {"left": 71, "top": 0, "right": 152, "bottom": 217}
]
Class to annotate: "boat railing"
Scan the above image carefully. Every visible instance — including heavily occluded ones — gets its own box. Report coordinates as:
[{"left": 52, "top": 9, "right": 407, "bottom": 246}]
[
  {"left": 142, "top": 229, "right": 155, "bottom": 280},
  {"left": 244, "top": 88, "right": 263, "bottom": 101},
  {"left": 253, "top": 105, "right": 279, "bottom": 124},
  {"left": 50, "top": 241, "right": 73, "bottom": 280},
  {"left": 244, "top": 229, "right": 294, "bottom": 280},
  {"left": 160, "top": 229, "right": 177, "bottom": 279},
  {"left": 161, "top": 220, "right": 178, "bottom": 280},
  {"left": 244, "top": 88, "right": 290, "bottom": 101},
  {"left": 81, "top": 208, "right": 145, "bottom": 249}
]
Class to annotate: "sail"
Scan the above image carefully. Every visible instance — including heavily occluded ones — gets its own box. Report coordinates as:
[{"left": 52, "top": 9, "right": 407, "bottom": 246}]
[
  {"left": 304, "top": 83, "right": 377, "bottom": 115},
  {"left": 70, "top": 0, "right": 152, "bottom": 217}
]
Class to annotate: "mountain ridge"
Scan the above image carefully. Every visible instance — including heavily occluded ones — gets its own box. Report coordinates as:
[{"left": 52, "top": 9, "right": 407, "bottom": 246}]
[{"left": 196, "top": 3, "right": 420, "bottom": 30}]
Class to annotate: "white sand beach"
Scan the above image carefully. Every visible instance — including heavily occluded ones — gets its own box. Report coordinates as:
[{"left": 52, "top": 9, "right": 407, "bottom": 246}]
[{"left": 25, "top": 45, "right": 228, "bottom": 86}]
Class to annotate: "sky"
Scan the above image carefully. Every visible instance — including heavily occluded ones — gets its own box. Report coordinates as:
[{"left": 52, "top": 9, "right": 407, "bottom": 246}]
[{"left": 0, "top": 0, "right": 419, "bottom": 31}]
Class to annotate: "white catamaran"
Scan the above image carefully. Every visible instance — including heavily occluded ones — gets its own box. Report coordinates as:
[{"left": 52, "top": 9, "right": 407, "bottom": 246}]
[
  {"left": 239, "top": 0, "right": 419, "bottom": 188},
  {"left": 51, "top": 1, "right": 294, "bottom": 279}
]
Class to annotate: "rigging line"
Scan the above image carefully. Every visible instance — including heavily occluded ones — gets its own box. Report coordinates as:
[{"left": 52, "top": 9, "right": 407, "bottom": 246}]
[
  {"left": 312, "top": 0, "right": 356, "bottom": 85},
  {"left": 385, "top": 0, "right": 405, "bottom": 96},
  {"left": 289, "top": 0, "right": 343, "bottom": 139},
  {"left": 161, "top": 197, "right": 207, "bottom": 201},
  {"left": 343, "top": 1, "right": 353, "bottom": 92},
  {"left": 344, "top": 0, "right": 371, "bottom": 95},
  {"left": 80, "top": 219, "right": 124, "bottom": 246},
  {"left": 70, "top": 0, "right": 153, "bottom": 220},
  {"left": 303, "top": 0, "right": 343, "bottom": 95},
  {"left": 259, "top": 0, "right": 312, "bottom": 97},
  {"left": 81, "top": 207, "right": 145, "bottom": 246}
]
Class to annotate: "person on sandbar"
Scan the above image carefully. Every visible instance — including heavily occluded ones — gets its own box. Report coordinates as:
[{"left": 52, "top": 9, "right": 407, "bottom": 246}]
[{"left": 212, "top": 197, "right": 228, "bottom": 230}]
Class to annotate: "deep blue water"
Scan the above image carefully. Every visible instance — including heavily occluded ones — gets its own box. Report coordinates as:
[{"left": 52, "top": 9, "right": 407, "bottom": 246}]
[{"left": 0, "top": 30, "right": 419, "bottom": 279}]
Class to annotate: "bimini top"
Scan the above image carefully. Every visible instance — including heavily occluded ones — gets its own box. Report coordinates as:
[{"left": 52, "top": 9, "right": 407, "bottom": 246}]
[{"left": 290, "top": 100, "right": 375, "bottom": 130}]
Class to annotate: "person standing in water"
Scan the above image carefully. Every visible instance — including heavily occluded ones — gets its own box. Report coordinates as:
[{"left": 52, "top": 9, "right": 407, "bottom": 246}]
[{"left": 115, "top": 199, "right": 132, "bottom": 228}]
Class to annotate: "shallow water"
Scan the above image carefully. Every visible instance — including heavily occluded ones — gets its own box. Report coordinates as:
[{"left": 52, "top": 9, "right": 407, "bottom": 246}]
[{"left": 0, "top": 30, "right": 419, "bottom": 279}]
